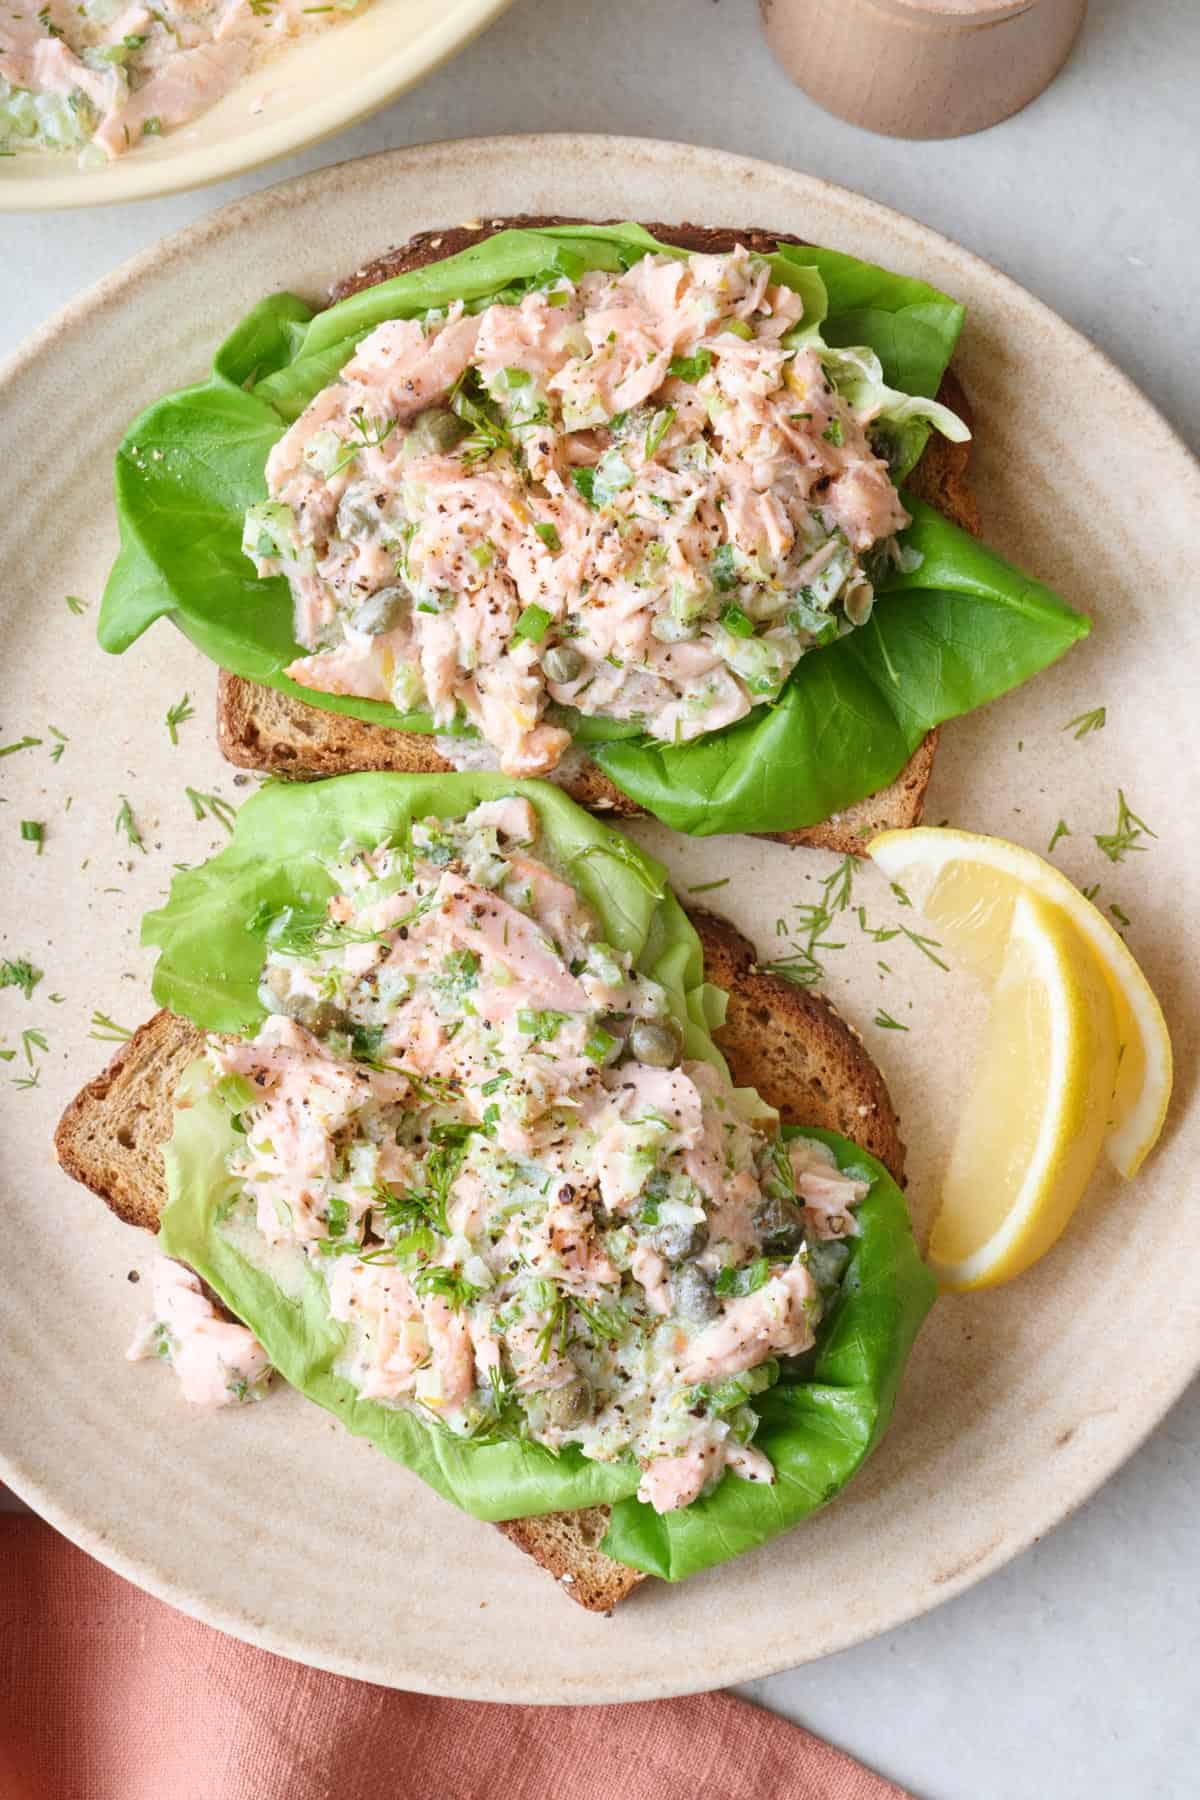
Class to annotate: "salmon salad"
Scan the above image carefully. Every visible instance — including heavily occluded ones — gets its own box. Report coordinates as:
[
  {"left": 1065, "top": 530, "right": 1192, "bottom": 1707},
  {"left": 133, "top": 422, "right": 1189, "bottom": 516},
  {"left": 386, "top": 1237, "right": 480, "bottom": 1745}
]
[
  {"left": 244, "top": 245, "right": 967, "bottom": 777},
  {"left": 131, "top": 794, "right": 867, "bottom": 1513},
  {"left": 0, "top": 0, "right": 366, "bottom": 161}
]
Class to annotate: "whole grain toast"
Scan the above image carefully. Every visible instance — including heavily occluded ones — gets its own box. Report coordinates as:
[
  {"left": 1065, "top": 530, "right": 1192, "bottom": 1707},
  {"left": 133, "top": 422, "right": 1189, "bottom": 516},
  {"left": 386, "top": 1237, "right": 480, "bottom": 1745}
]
[
  {"left": 217, "top": 217, "right": 980, "bottom": 854},
  {"left": 55, "top": 910, "right": 904, "bottom": 1614}
]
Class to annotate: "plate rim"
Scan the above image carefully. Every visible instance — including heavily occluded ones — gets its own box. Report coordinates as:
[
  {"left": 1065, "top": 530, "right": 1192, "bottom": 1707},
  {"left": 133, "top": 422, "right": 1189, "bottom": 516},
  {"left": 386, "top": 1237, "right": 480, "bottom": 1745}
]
[
  {"left": 2, "top": 132, "right": 1198, "bottom": 1700},
  {"left": 0, "top": 0, "right": 514, "bottom": 212}
]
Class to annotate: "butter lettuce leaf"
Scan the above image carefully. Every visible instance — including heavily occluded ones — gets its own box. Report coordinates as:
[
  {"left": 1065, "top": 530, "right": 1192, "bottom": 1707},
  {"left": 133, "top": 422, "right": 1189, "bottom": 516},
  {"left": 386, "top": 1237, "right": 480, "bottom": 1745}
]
[
  {"left": 147, "top": 773, "right": 934, "bottom": 1577},
  {"left": 100, "top": 221, "right": 1081, "bottom": 834}
]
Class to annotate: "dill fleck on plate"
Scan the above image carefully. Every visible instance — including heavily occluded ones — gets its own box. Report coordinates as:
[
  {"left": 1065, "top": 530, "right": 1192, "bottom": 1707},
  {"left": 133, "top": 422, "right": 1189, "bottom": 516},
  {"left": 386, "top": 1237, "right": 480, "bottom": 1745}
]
[
  {"left": 186, "top": 788, "right": 237, "bottom": 833},
  {"left": 165, "top": 694, "right": 196, "bottom": 745},
  {"left": 89, "top": 1011, "right": 135, "bottom": 1042},
  {"left": 115, "top": 795, "right": 147, "bottom": 854},
  {"left": 1094, "top": 790, "right": 1156, "bottom": 864},
  {"left": 1047, "top": 819, "right": 1071, "bottom": 855},
  {"left": 762, "top": 856, "right": 855, "bottom": 987},
  {"left": 0, "top": 958, "right": 42, "bottom": 1000},
  {"left": 1063, "top": 706, "right": 1106, "bottom": 740}
]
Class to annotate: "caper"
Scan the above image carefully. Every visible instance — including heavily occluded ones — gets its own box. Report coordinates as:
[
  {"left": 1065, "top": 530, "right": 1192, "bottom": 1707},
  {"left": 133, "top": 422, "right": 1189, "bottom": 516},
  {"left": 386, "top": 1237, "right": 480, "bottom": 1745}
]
[
  {"left": 542, "top": 643, "right": 583, "bottom": 686},
  {"left": 541, "top": 1376, "right": 593, "bottom": 1428},
  {"left": 806, "top": 1237, "right": 851, "bottom": 1302},
  {"left": 270, "top": 982, "right": 349, "bottom": 1037},
  {"left": 350, "top": 586, "right": 408, "bottom": 636},
  {"left": 753, "top": 1194, "right": 805, "bottom": 1257},
  {"left": 408, "top": 407, "right": 469, "bottom": 455},
  {"left": 628, "top": 1017, "right": 683, "bottom": 1068},
  {"left": 672, "top": 1261, "right": 719, "bottom": 1324},
  {"left": 648, "top": 1215, "right": 708, "bottom": 1264}
]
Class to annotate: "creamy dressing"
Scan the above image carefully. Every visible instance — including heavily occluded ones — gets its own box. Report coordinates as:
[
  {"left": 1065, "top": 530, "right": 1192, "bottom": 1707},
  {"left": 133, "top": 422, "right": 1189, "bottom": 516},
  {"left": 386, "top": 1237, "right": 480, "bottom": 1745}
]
[
  {"left": 0, "top": 0, "right": 366, "bottom": 161},
  {"left": 127, "top": 1256, "right": 271, "bottom": 1406},
  {"left": 246, "top": 247, "right": 954, "bottom": 777},
  {"left": 184, "top": 800, "right": 865, "bottom": 1511}
]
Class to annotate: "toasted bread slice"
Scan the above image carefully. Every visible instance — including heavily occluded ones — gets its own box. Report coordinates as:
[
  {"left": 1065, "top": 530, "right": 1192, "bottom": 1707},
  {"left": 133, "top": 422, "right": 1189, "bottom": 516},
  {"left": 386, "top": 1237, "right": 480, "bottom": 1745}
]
[
  {"left": 55, "top": 911, "right": 904, "bottom": 1613},
  {"left": 216, "top": 217, "right": 980, "bottom": 854}
]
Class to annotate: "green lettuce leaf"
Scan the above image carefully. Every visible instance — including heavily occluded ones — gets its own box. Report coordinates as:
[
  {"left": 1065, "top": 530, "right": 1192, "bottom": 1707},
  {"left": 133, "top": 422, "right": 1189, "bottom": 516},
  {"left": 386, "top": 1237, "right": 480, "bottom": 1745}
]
[
  {"left": 147, "top": 771, "right": 935, "bottom": 1577},
  {"left": 100, "top": 223, "right": 1081, "bottom": 812}
]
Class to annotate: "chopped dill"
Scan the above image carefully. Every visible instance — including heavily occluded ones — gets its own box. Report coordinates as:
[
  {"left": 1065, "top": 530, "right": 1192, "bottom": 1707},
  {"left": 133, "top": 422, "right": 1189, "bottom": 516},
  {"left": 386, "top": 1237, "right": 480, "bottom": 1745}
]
[
  {"left": 1064, "top": 706, "right": 1106, "bottom": 739},
  {"left": 90, "top": 1011, "right": 134, "bottom": 1041},
  {"left": 165, "top": 694, "right": 196, "bottom": 744},
  {"left": 186, "top": 787, "right": 237, "bottom": 833},
  {"left": 1047, "top": 819, "right": 1071, "bottom": 855},
  {"left": 0, "top": 958, "right": 42, "bottom": 1000},
  {"left": 1094, "top": 790, "right": 1156, "bottom": 864},
  {"left": 874, "top": 1009, "right": 909, "bottom": 1031},
  {"left": 115, "top": 795, "right": 146, "bottom": 854},
  {"left": 762, "top": 856, "right": 856, "bottom": 988}
]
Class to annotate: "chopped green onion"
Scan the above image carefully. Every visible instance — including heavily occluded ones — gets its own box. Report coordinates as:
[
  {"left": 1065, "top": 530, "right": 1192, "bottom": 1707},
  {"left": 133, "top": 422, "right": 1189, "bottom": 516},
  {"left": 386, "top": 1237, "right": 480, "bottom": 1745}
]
[
  {"left": 668, "top": 350, "right": 713, "bottom": 383},
  {"left": 722, "top": 318, "right": 753, "bottom": 340},
  {"left": 710, "top": 543, "right": 738, "bottom": 592},
  {"left": 570, "top": 467, "right": 596, "bottom": 507},
  {"left": 19, "top": 820, "right": 44, "bottom": 854},
  {"left": 714, "top": 1258, "right": 770, "bottom": 1298},
  {"left": 514, "top": 603, "right": 552, "bottom": 644},
  {"left": 822, "top": 418, "right": 845, "bottom": 447},
  {"left": 720, "top": 604, "right": 754, "bottom": 639},
  {"left": 584, "top": 1026, "right": 617, "bottom": 1064},
  {"left": 533, "top": 521, "right": 561, "bottom": 552}
]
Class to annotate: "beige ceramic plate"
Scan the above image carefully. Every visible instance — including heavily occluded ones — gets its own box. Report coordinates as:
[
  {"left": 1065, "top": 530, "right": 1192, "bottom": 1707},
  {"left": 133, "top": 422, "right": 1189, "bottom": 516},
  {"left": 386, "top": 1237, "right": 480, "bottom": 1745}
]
[
  {"left": 0, "top": 0, "right": 512, "bottom": 211},
  {"left": 0, "top": 136, "right": 1197, "bottom": 1702}
]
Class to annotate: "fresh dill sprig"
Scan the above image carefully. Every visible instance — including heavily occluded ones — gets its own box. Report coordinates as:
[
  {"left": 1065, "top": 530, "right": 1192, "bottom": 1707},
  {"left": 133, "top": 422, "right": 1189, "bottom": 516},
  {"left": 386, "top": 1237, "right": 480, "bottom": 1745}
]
[
  {"left": 687, "top": 877, "right": 730, "bottom": 894},
  {"left": 0, "top": 958, "right": 42, "bottom": 1000},
  {"left": 21, "top": 1027, "right": 47, "bottom": 1067},
  {"left": 165, "top": 694, "right": 195, "bottom": 744},
  {"left": 330, "top": 406, "right": 397, "bottom": 475},
  {"left": 115, "top": 795, "right": 146, "bottom": 854},
  {"left": 854, "top": 905, "right": 950, "bottom": 971},
  {"left": 1064, "top": 706, "right": 1106, "bottom": 740},
  {"left": 64, "top": 594, "right": 87, "bottom": 616},
  {"left": 0, "top": 735, "right": 42, "bottom": 758},
  {"left": 48, "top": 726, "right": 68, "bottom": 763},
  {"left": 185, "top": 787, "right": 237, "bottom": 833},
  {"left": 89, "top": 1011, "right": 134, "bottom": 1041},
  {"left": 1094, "top": 790, "right": 1156, "bottom": 864},
  {"left": 412, "top": 1265, "right": 483, "bottom": 1311},
  {"left": 873, "top": 1009, "right": 909, "bottom": 1031},
  {"left": 1109, "top": 902, "right": 1131, "bottom": 931},
  {"left": 1047, "top": 819, "right": 1071, "bottom": 855},
  {"left": 762, "top": 856, "right": 856, "bottom": 988}
]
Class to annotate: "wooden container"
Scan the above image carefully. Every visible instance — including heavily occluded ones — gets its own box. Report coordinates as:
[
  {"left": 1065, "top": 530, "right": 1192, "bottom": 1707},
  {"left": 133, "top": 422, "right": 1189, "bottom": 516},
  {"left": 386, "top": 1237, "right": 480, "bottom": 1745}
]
[{"left": 759, "top": 0, "right": 1088, "bottom": 139}]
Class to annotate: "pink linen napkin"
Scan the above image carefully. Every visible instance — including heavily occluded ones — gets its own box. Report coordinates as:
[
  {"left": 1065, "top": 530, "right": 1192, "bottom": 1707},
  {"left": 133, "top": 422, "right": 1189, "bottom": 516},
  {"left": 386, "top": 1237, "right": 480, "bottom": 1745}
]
[{"left": 0, "top": 1518, "right": 912, "bottom": 1800}]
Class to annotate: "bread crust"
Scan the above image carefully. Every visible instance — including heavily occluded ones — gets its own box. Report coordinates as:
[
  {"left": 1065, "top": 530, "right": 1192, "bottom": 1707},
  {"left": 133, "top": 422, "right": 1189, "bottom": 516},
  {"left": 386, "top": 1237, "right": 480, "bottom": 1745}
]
[{"left": 217, "top": 217, "right": 982, "bottom": 851}]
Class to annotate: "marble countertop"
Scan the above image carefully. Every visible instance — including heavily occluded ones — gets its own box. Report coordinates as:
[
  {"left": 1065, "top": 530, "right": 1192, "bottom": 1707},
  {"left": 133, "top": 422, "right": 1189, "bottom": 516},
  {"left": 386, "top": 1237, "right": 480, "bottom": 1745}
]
[{"left": 4, "top": 0, "right": 1197, "bottom": 1793}]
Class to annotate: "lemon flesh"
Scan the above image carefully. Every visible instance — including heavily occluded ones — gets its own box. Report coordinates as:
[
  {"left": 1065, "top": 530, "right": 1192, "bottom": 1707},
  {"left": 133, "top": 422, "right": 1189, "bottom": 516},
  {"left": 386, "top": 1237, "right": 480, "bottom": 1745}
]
[
  {"left": 870, "top": 828, "right": 1172, "bottom": 1179},
  {"left": 928, "top": 891, "right": 1118, "bottom": 1290}
]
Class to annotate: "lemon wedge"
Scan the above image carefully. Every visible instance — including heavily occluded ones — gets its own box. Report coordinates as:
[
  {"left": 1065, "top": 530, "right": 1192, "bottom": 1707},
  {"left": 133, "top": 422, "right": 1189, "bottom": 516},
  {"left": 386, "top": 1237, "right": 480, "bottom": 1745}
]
[
  {"left": 870, "top": 828, "right": 1173, "bottom": 1180},
  {"left": 921, "top": 890, "right": 1118, "bottom": 1288}
]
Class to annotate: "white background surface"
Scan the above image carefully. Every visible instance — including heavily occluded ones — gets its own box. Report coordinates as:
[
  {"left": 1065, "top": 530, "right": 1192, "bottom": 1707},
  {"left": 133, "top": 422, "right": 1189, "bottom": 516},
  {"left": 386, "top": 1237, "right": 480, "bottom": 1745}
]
[{"left": 4, "top": 2, "right": 1198, "bottom": 1796}]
